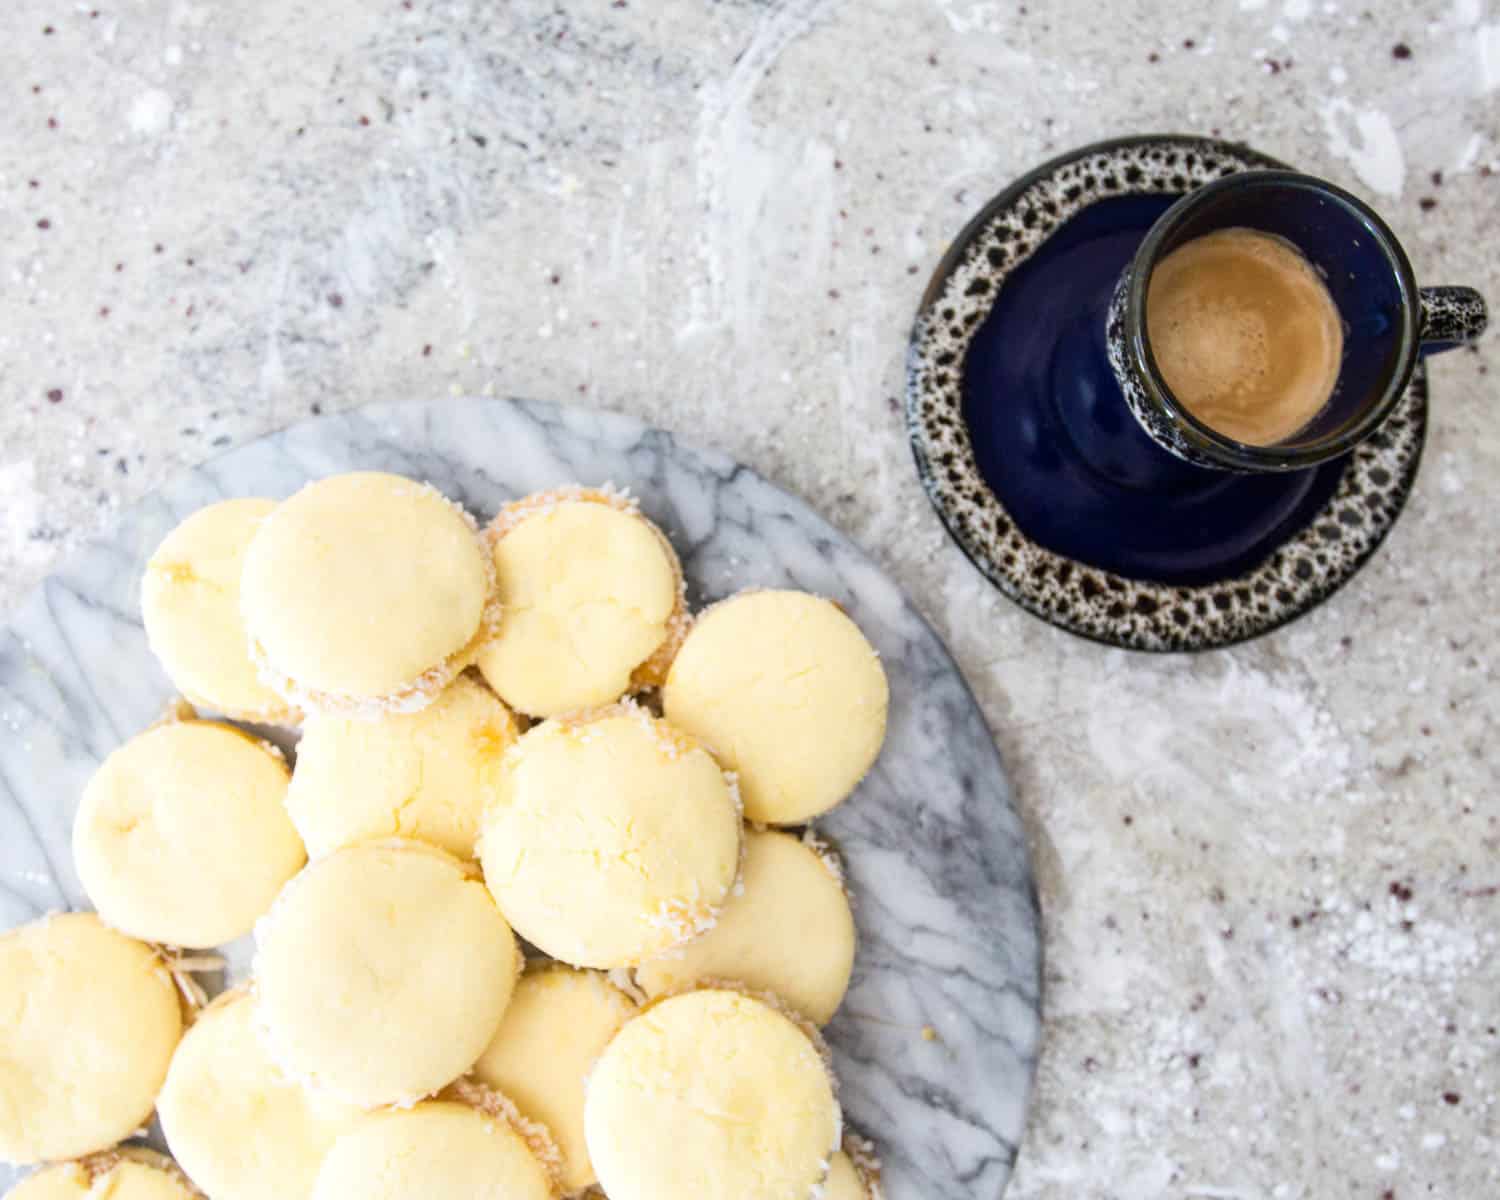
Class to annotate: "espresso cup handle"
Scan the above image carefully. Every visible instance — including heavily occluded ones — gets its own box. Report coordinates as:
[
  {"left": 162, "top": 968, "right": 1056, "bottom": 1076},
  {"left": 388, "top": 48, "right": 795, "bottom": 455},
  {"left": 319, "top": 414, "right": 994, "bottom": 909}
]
[{"left": 1418, "top": 286, "right": 1488, "bottom": 355}]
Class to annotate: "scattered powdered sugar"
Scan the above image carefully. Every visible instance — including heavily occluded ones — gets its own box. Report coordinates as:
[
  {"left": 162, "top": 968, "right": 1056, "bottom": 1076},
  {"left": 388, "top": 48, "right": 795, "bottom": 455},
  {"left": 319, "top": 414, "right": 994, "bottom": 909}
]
[
  {"left": 1085, "top": 656, "right": 1352, "bottom": 807},
  {"left": 0, "top": 461, "right": 51, "bottom": 570},
  {"left": 1320, "top": 99, "right": 1407, "bottom": 197},
  {"left": 1011, "top": 635, "right": 1499, "bottom": 1197},
  {"left": 1480, "top": 23, "right": 1500, "bottom": 92},
  {"left": 1328, "top": 886, "right": 1488, "bottom": 995},
  {"left": 127, "top": 88, "right": 174, "bottom": 136}
]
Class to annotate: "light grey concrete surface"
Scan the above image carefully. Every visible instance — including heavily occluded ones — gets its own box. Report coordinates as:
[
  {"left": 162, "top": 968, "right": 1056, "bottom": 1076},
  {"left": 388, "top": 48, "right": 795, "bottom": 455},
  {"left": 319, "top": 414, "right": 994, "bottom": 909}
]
[{"left": 2, "top": 2, "right": 1496, "bottom": 1197}]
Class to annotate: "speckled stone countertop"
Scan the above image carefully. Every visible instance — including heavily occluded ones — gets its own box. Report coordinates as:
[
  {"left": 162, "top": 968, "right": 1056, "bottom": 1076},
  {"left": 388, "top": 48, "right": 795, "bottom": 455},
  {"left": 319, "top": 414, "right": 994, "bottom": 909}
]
[{"left": 3, "top": 2, "right": 1496, "bottom": 1197}]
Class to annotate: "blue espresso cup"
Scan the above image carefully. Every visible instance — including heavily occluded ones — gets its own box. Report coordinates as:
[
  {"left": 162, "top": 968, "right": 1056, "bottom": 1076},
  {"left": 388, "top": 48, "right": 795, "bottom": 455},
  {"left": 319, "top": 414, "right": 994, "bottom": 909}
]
[{"left": 1106, "top": 170, "right": 1487, "bottom": 472}]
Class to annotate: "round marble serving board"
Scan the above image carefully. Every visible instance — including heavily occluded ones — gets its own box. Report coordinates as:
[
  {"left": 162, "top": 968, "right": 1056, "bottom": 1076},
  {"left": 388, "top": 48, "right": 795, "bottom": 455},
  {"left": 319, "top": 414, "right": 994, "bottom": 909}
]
[{"left": 0, "top": 397, "right": 1041, "bottom": 1200}]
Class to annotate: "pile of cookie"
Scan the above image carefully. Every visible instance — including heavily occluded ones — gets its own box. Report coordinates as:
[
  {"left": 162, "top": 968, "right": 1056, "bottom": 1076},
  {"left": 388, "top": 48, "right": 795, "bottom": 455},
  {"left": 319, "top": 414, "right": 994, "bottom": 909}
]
[{"left": 0, "top": 473, "right": 890, "bottom": 1200}]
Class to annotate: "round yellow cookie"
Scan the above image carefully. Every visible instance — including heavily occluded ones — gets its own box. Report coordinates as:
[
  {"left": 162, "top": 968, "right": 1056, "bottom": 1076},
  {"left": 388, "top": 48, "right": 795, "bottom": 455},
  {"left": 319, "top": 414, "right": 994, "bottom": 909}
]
[
  {"left": 479, "top": 706, "right": 741, "bottom": 968},
  {"left": 253, "top": 840, "right": 520, "bottom": 1108},
  {"left": 635, "top": 829, "right": 855, "bottom": 1025},
  {"left": 287, "top": 674, "right": 518, "bottom": 860},
  {"left": 583, "top": 989, "right": 840, "bottom": 1200},
  {"left": 311, "top": 1099, "right": 555, "bottom": 1200},
  {"left": 8, "top": 1150, "right": 201, "bottom": 1200},
  {"left": 662, "top": 589, "right": 888, "bottom": 824},
  {"left": 158, "top": 988, "right": 359, "bottom": 1200},
  {"left": 472, "top": 966, "right": 636, "bottom": 1194},
  {"left": 240, "top": 472, "right": 494, "bottom": 715},
  {"left": 141, "top": 498, "right": 294, "bottom": 723},
  {"left": 474, "top": 489, "right": 686, "bottom": 717},
  {"left": 0, "top": 914, "right": 182, "bottom": 1164},
  {"left": 72, "top": 719, "right": 305, "bottom": 949}
]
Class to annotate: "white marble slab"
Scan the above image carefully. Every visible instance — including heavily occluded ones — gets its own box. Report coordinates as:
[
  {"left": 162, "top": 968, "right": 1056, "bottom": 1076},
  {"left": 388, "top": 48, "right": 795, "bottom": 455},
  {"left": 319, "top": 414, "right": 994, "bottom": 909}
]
[{"left": 0, "top": 397, "right": 1041, "bottom": 1199}]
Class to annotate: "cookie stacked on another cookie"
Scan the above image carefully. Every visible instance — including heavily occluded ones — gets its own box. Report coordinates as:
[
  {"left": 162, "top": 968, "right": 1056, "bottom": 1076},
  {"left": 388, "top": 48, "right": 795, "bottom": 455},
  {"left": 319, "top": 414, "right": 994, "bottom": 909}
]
[{"left": 3, "top": 473, "right": 890, "bottom": 1200}]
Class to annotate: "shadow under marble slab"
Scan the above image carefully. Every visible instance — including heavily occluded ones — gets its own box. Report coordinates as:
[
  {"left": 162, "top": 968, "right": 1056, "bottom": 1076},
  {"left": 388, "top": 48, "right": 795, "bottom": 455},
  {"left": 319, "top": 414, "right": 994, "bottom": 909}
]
[{"left": 0, "top": 397, "right": 1041, "bottom": 1200}]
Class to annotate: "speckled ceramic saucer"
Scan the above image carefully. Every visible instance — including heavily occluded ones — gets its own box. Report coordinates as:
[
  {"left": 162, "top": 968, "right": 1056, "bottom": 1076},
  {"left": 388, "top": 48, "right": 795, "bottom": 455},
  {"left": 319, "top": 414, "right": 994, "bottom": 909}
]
[{"left": 906, "top": 134, "right": 1427, "bottom": 652}]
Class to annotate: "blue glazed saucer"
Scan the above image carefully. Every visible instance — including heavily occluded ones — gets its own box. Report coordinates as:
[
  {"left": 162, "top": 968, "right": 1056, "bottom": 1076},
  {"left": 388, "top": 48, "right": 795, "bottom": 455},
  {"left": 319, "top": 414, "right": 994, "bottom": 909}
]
[{"left": 906, "top": 135, "right": 1427, "bottom": 651}]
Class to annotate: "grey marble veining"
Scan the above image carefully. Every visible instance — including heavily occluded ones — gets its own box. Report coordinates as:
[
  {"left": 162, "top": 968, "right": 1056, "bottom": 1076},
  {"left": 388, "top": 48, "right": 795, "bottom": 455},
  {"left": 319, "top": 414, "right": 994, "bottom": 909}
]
[{"left": 0, "top": 397, "right": 1041, "bottom": 1199}]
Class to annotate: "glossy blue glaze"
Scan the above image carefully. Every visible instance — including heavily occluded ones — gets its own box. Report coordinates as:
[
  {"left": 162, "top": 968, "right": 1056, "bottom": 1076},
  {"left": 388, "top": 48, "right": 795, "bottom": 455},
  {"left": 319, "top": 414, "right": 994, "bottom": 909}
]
[{"left": 960, "top": 195, "right": 1345, "bottom": 587}]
